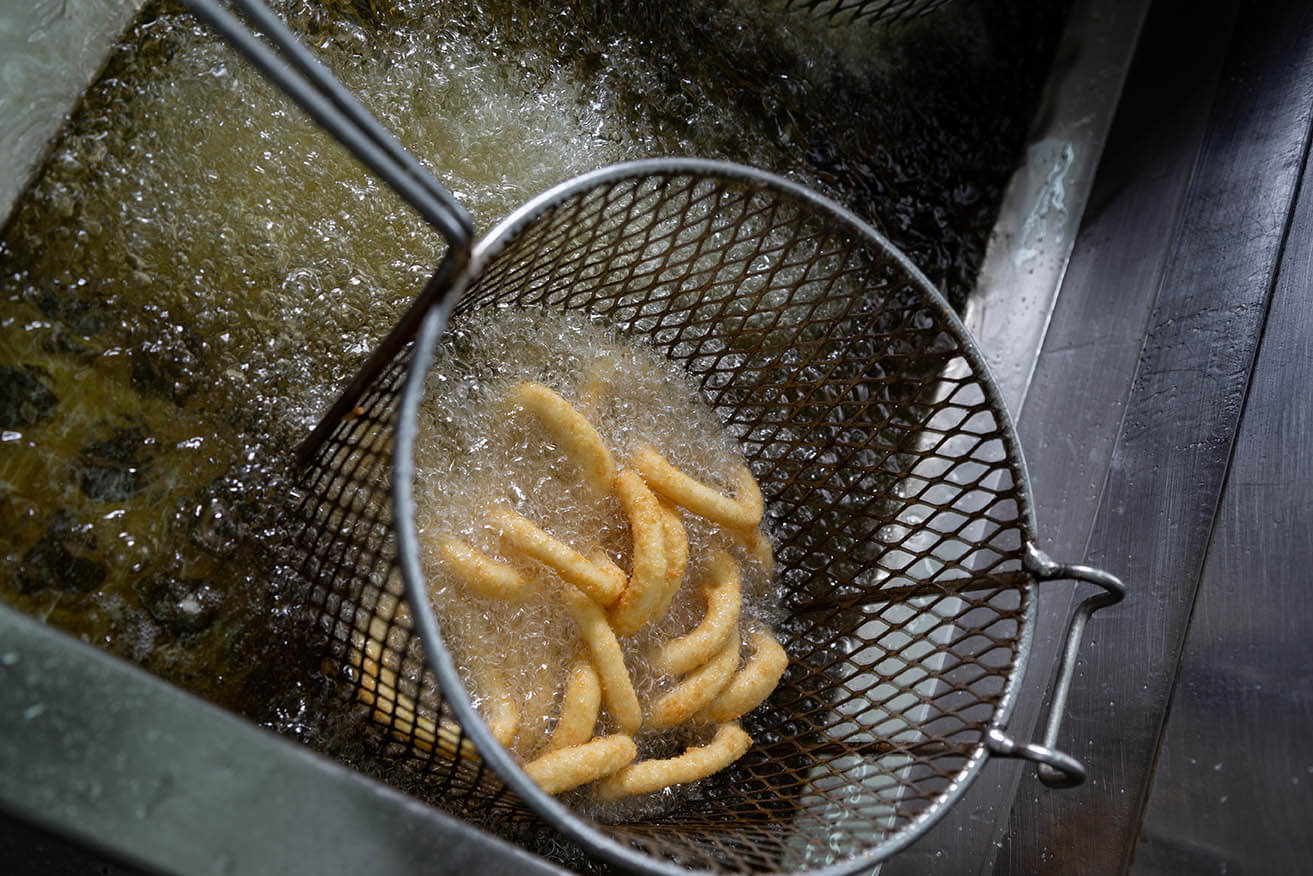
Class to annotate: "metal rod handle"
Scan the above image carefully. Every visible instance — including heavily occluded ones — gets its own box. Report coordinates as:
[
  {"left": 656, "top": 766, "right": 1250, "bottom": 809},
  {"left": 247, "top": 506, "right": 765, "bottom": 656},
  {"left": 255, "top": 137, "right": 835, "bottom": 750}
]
[
  {"left": 183, "top": 0, "right": 475, "bottom": 248},
  {"left": 987, "top": 542, "right": 1126, "bottom": 787}
]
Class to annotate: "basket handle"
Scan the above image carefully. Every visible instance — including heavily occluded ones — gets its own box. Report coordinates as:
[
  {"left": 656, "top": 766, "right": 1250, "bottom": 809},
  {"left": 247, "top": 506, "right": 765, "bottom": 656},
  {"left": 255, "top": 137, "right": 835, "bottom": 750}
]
[
  {"left": 183, "top": 0, "right": 475, "bottom": 248},
  {"left": 986, "top": 542, "right": 1126, "bottom": 787}
]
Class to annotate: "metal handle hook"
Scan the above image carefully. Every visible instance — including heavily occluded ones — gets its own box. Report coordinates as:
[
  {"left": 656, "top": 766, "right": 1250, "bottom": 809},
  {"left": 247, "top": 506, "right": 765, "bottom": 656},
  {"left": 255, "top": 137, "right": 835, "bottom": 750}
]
[{"left": 987, "top": 543, "right": 1126, "bottom": 787}]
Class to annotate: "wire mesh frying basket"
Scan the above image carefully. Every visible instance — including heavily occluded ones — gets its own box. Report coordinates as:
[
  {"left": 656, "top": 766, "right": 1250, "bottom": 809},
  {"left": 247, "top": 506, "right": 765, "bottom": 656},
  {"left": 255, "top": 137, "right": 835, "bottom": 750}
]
[
  {"left": 781, "top": 0, "right": 957, "bottom": 25},
  {"left": 290, "top": 158, "right": 1123, "bottom": 875}
]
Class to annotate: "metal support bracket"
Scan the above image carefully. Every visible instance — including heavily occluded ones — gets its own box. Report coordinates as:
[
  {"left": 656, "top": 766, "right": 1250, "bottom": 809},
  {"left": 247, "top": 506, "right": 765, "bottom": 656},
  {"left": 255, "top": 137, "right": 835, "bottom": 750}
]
[{"left": 987, "top": 542, "right": 1127, "bottom": 787}]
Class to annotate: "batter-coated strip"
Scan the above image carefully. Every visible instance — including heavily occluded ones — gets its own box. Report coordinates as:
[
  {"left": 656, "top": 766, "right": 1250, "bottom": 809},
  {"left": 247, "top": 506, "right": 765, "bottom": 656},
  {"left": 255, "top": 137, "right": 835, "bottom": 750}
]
[
  {"left": 494, "top": 506, "right": 625, "bottom": 606},
  {"left": 511, "top": 381, "right": 616, "bottom": 496},
  {"left": 650, "top": 550, "right": 741, "bottom": 676},
  {"left": 481, "top": 670, "right": 521, "bottom": 748},
  {"left": 739, "top": 526, "right": 775, "bottom": 576},
  {"left": 588, "top": 547, "right": 624, "bottom": 579},
  {"left": 547, "top": 657, "right": 602, "bottom": 751},
  {"left": 437, "top": 538, "right": 533, "bottom": 601},
  {"left": 357, "top": 684, "right": 480, "bottom": 761},
  {"left": 647, "top": 630, "right": 741, "bottom": 730},
  {"left": 351, "top": 642, "right": 479, "bottom": 761},
  {"left": 524, "top": 734, "right": 637, "bottom": 795},
  {"left": 596, "top": 723, "right": 753, "bottom": 800},
  {"left": 649, "top": 498, "right": 690, "bottom": 626},
  {"left": 607, "top": 469, "right": 669, "bottom": 636},
  {"left": 357, "top": 631, "right": 519, "bottom": 749},
  {"left": 633, "top": 445, "right": 764, "bottom": 532},
  {"left": 700, "top": 629, "right": 789, "bottom": 723},
  {"left": 561, "top": 585, "right": 643, "bottom": 733}
]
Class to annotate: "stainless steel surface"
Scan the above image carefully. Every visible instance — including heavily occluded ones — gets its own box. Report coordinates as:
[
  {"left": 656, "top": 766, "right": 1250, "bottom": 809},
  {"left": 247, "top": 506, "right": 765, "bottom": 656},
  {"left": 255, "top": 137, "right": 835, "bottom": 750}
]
[
  {"left": 1130, "top": 69, "right": 1313, "bottom": 875},
  {"left": 997, "top": 0, "right": 1313, "bottom": 869},
  {"left": 963, "top": 0, "right": 1151, "bottom": 415},
  {"left": 0, "top": 0, "right": 145, "bottom": 224},
  {"left": 0, "top": 602, "right": 570, "bottom": 876}
]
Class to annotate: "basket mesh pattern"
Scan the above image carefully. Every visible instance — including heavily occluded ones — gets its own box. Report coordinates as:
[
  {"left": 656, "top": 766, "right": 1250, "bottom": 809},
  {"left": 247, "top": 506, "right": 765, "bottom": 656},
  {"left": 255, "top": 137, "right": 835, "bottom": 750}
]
[
  {"left": 781, "top": 0, "right": 956, "bottom": 25},
  {"left": 290, "top": 167, "right": 1033, "bottom": 874}
]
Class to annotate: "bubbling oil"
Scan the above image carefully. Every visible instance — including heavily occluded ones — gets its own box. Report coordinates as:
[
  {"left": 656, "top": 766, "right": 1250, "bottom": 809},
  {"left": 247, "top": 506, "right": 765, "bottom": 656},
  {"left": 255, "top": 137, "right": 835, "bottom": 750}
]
[
  {"left": 0, "top": 0, "right": 1069, "bottom": 804},
  {"left": 0, "top": 0, "right": 650, "bottom": 711},
  {"left": 412, "top": 307, "right": 779, "bottom": 804}
]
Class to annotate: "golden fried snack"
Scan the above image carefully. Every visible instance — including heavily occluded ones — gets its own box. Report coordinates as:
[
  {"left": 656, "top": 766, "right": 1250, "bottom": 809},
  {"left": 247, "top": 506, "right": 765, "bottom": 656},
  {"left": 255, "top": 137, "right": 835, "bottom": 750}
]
[
  {"left": 633, "top": 445, "right": 763, "bottom": 532},
  {"left": 524, "top": 734, "right": 637, "bottom": 795},
  {"left": 701, "top": 629, "right": 789, "bottom": 723},
  {"left": 650, "top": 550, "right": 741, "bottom": 676},
  {"left": 587, "top": 546, "right": 624, "bottom": 579},
  {"left": 356, "top": 684, "right": 480, "bottom": 762},
  {"left": 482, "top": 671, "right": 521, "bottom": 748},
  {"left": 511, "top": 381, "right": 617, "bottom": 496},
  {"left": 494, "top": 506, "right": 626, "bottom": 606},
  {"left": 740, "top": 526, "right": 775, "bottom": 576},
  {"left": 350, "top": 639, "right": 480, "bottom": 761},
  {"left": 607, "top": 469, "right": 669, "bottom": 636},
  {"left": 437, "top": 538, "right": 533, "bottom": 601},
  {"left": 647, "top": 630, "right": 741, "bottom": 730},
  {"left": 649, "top": 498, "right": 690, "bottom": 625},
  {"left": 547, "top": 657, "right": 602, "bottom": 751},
  {"left": 596, "top": 723, "right": 753, "bottom": 800},
  {"left": 561, "top": 584, "right": 643, "bottom": 733}
]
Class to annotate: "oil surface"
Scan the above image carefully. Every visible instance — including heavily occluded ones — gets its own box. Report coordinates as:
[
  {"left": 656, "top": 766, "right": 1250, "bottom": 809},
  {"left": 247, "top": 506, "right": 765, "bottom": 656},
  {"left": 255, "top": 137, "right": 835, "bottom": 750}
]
[{"left": 0, "top": 0, "right": 1067, "bottom": 773}]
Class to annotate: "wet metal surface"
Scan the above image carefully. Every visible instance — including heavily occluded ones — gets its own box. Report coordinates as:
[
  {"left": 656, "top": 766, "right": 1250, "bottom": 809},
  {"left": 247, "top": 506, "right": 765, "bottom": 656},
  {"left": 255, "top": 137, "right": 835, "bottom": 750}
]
[
  {"left": 0, "top": 0, "right": 145, "bottom": 221},
  {"left": 0, "top": 605, "right": 569, "bottom": 876},
  {"left": 996, "top": 0, "right": 1313, "bottom": 871},
  {"left": 1130, "top": 37, "right": 1313, "bottom": 876},
  {"left": 963, "top": 0, "right": 1151, "bottom": 413}
]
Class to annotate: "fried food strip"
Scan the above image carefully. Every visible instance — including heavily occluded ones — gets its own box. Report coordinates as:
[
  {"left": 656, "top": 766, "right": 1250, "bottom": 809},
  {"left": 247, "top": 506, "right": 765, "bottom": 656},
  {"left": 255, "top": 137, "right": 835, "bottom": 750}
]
[
  {"left": 494, "top": 506, "right": 625, "bottom": 606},
  {"left": 547, "top": 657, "right": 602, "bottom": 751},
  {"left": 511, "top": 381, "right": 616, "bottom": 496},
  {"left": 350, "top": 639, "right": 479, "bottom": 761},
  {"left": 561, "top": 585, "right": 643, "bottom": 733},
  {"left": 633, "top": 445, "right": 763, "bottom": 532},
  {"left": 587, "top": 546, "right": 624, "bottom": 579},
  {"left": 355, "top": 649, "right": 517, "bottom": 755},
  {"left": 649, "top": 498, "right": 689, "bottom": 625},
  {"left": 607, "top": 469, "right": 668, "bottom": 636},
  {"left": 481, "top": 671, "right": 521, "bottom": 748},
  {"left": 356, "top": 684, "right": 480, "bottom": 762},
  {"left": 650, "top": 550, "right": 741, "bottom": 676},
  {"left": 647, "top": 630, "right": 741, "bottom": 730},
  {"left": 524, "top": 734, "right": 637, "bottom": 795},
  {"left": 701, "top": 629, "right": 789, "bottom": 723},
  {"left": 740, "top": 526, "right": 775, "bottom": 576},
  {"left": 596, "top": 723, "right": 753, "bottom": 800},
  {"left": 437, "top": 538, "right": 533, "bottom": 601}
]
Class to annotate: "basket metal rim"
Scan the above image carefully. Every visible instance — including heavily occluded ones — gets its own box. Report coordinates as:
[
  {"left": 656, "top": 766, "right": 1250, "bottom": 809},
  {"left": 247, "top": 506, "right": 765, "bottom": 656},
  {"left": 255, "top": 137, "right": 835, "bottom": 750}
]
[{"left": 393, "top": 157, "right": 1041, "bottom": 875}]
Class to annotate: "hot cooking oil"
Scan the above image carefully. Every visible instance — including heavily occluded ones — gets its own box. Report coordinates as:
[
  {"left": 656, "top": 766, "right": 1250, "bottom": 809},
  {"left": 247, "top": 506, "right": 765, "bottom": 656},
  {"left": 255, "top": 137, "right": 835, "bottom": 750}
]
[{"left": 0, "top": 0, "right": 1069, "bottom": 782}]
